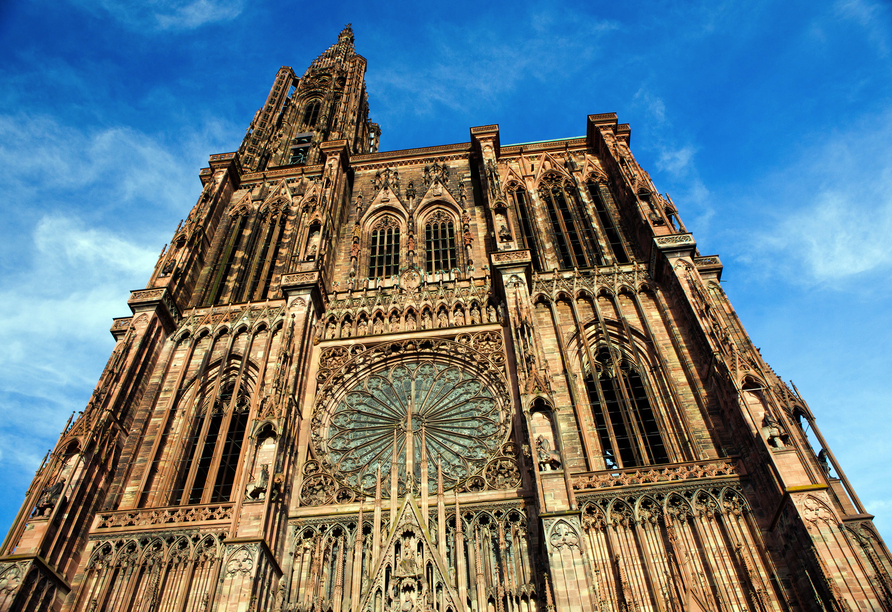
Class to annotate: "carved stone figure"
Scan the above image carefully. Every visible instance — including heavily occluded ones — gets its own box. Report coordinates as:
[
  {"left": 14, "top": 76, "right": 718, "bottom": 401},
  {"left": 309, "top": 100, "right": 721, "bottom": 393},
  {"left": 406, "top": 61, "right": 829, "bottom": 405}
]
[
  {"left": 245, "top": 464, "right": 269, "bottom": 500},
  {"left": 326, "top": 320, "right": 337, "bottom": 340},
  {"left": 390, "top": 313, "right": 400, "bottom": 333},
  {"left": 306, "top": 230, "right": 320, "bottom": 260},
  {"left": 357, "top": 318, "right": 368, "bottom": 336},
  {"left": 470, "top": 305, "right": 481, "bottom": 324},
  {"left": 373, "top": 316, "right": 384, "bottom": 335},
  {"left": 437, "top": 310, "right": 449, "bottom": 328},
  {"left": 406, "top": 312, "right": 417, "bottom": 331},
  {"left": 761, "top": 413, "right": 787, "bottom": 449},
  {"left": 421, "top": 311, "right": 432, "bottom": 330},
  {"left": 818, "top": 449, "right": 831, "bottom": 475},
  {"left": 488, "top": 304, "right": 498, "bottom": 323},
  {"left": 536, "top": 436, "right": 562, "bottom": 471},
  {"left": 496, "top": 213, "right": 511, "bottom": 242},
  {"left": 35, "top": 479, "right": 66, "bottom": 517},
  {"left": 454, "top": 309, "right": 465, "bottom": 326}
]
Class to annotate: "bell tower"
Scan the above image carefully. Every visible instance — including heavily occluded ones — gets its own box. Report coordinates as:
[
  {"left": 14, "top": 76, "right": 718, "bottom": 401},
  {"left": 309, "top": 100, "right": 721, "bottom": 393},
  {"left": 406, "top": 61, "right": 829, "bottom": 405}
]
[
  {"left": 239, "top": 23, "right": 379, "bottom": 174},
  {"left": 2, "top": 24, "right": 891, "bottom": 612}
]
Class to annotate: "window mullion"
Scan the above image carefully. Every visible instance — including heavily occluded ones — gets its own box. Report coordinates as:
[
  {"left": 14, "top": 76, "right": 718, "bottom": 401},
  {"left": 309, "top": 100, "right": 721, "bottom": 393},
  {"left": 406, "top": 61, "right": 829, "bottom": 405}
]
[{"left": 202, "top": 407, "right": 235, "bottom": 504}]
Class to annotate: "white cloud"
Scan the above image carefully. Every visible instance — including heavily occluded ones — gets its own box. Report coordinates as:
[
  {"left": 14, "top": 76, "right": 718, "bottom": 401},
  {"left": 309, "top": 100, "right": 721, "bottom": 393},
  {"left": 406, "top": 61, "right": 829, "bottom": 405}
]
[
  {"left": 369, "top": 10, "right": 620, "bottom": 119},
  {"left": 0, "top": 113, "right": 197, "bottom": 215},
  {"left": 657, "top": 145, "right": 696, "bottom": 175},
  {"left": 0, "top": 111, "right": 221, "bottom": 491},
  {"left": 0, "top": 214, "right": 157, "bottom": 480},
  {"left": 68, "top": 0, "right": 245, "bottom": 31},
  {"left": 835, "top": 0, "right": 891, "bottom": 57},
  {"left": 745, "top": 110, "right": 892, "bottom": 284}
]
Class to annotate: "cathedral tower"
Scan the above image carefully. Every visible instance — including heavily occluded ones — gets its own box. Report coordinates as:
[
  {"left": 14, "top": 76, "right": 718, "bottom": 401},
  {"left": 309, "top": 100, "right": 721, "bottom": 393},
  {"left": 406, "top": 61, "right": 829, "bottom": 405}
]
[{"left": 1, "top": 25, "right": 890, "bottom": 612}]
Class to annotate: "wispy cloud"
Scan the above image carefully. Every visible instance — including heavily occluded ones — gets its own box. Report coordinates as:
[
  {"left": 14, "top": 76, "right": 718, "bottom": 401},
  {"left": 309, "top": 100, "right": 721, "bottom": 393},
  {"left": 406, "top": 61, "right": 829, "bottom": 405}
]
[
  {"left": 0, "top": 214, "right": 156, "bottom": 471},
  {"left": 0, "top": 111, "right": 216, "bottom": 500},
  {"left": 68, "top": 0, "right": 245, "bottom": 31},
  {"left": 835, "top": 0, "right": 892, "bottom": 57},
  {"left": 369, "top": 9, "right": 620, "bottom": 120},
  {"left": 742, "top": 109, "right": 892, "bottom": 284},
  {"left": 632, "top": 88, "right": 714, "bottom": 237}
]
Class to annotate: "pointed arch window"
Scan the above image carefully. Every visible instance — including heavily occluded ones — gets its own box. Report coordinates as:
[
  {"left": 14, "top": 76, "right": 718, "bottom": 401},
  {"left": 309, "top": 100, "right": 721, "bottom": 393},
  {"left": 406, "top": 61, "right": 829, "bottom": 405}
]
[
  {"left": 302, "top": 100, "right": 321, "bottom": 127},
  {"left": 586, "top": 179, "right": 629, "bottom": 264},
  {"left": 368, "top": 216, "right": 401, "bottom": 279},
  {"left": 171, "top": 378, "right": 251, "bottom": 505},
  {"left": 538, "top": 174, "right": 603, "bottom": 269},
  {"left": 424, "top": 211, "right": 457, "bottom": 273},
  {"left": 508, "top": 184, "right": 542, "bottom": 271},
  {"left": 584, "top": 347, "right": 668, "bottom": 469}
]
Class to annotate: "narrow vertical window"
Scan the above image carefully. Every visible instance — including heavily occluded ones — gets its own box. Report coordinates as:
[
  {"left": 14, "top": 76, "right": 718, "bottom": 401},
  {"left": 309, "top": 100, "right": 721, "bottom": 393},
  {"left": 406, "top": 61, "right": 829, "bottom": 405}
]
[
  {"left": 368, "top": 217, "right": 401, "bottom": 278},
  {"left": 424, "top": 212, "right": 457, "bottom": 273},
  {"left": 586, "top": 180, "right": 629, "bottom": 264},
  {"left": 172, "top": 374, "right": 253, "bottom": 506},
  {"left": 211, "top": 400, "right": 249, "bottom": 502},
  {"left": 585, "top": 347, "right": 667, "bottom": 469},
  {"left": 538, "top": 174, "right": 603, "bottom": 269},
  {"left": 509, "top": 186, "right": 542, "bottom": 271},
  {"left": 302, "top": 100, "right": 321, "bottom": 127}
]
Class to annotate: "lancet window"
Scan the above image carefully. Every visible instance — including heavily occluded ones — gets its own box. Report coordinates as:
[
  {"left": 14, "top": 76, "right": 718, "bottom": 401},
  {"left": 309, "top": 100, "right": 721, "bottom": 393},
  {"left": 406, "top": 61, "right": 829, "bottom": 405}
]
[
  {"left": 584, "top": 347, "right": 668, "bottom": 469},
  {"left": 170, "top": 374, "right": 252, "bottom": 505},
  {"left": 538, "top": 174, "right": 603, "bottom": 269},
  {"left": 201, "top": 204, "right": 289, "bottom": 306},
  {"left": 508, "top": 184, "right": 542, "bottom": 271},
  {"left": 424, "top": 210, "right": 457, "bottom": 273},
  {"left": 586, "top": 179, "right": 629, "bottom": 264},
  {"left": 302, "top": 99, "right": 321, "bottom": 127},
  {"left": 368, "top": 216, "right": 401, "bottom": 279}
]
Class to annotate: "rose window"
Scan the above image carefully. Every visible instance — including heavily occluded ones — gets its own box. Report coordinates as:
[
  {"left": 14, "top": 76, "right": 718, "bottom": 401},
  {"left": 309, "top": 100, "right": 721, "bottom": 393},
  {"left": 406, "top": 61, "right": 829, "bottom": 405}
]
[{"left": 318, "top": 360, "right": 506, "bottom": 494}]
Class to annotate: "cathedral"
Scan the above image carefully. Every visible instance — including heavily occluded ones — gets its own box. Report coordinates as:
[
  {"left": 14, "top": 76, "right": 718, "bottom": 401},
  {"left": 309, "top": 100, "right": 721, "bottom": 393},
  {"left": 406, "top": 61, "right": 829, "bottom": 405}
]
[{"left": 2, "top": 25, "right": 891, "bottom": 612}]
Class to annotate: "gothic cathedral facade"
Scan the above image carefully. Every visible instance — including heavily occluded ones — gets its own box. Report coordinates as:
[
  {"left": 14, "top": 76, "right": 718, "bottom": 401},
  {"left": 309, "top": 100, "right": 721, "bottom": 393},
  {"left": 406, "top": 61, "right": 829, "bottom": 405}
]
[{"left": 2, "top": 25, "right": 890, "bottom": 612}]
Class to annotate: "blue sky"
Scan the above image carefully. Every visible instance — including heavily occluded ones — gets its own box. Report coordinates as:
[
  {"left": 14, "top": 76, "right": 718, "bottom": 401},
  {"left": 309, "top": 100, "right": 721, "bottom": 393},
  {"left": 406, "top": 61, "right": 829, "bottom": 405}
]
[{"left": 1, "top": 0, "right": 890, "bottom": 539}]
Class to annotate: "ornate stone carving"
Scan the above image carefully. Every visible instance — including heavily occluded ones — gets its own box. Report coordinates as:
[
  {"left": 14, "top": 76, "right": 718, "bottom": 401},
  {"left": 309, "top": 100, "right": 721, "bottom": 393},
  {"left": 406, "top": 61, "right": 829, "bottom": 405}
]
[
  {"left": 96, "top": 504, "right": 234, "bottom": 529},
  {"left": 572, "top": 459, "right": 738, "bottom": 491},
  {"left": 311, "top": 333, "right": 511, "bottom": 495}
]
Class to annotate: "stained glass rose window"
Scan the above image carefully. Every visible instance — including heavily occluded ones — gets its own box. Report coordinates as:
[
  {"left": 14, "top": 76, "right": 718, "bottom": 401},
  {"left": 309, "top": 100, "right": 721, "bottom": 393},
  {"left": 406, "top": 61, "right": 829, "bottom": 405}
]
[{"left": 317, "top": 360, "right": 506, "bottom": 494}]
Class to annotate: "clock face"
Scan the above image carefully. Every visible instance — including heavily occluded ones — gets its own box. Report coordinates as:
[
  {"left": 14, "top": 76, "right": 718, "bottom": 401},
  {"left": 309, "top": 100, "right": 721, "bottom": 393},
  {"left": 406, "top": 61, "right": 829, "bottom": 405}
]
[{"left": 317, "top": 360, "right": 507, "bottom": 494}]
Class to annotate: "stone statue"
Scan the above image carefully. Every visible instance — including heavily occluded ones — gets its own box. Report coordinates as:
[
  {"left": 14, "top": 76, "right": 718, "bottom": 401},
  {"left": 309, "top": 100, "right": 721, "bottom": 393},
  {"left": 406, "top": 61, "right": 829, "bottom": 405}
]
[
  {"left": 496, "top": 214, "right": 511, "bottom": 242},
  {"left": 390, "top": 313, "right": 401, "bottom": 333},
  {"left": 454, "top": 309, "right": 465, "bottom": 326},
  {"left": 761, "top": 413, "right": 786, "bottom": 449},
  {"left": 818, "top": 449, "right": 831, "bottom": 476},
  {"left": 470, "top": 304, "right": 481, "bottom": 324},
  {"left": 245, "top": 464, "right": 269, "bottom": 500},
  {"left": 536, "top": 436, "right": 562, "bottom": 471},
  {"left": 357, "top": 318, "right": 368, "bottom": 336},
  {"left": 488, "top": 304, "right": 498, "bottom": 323},
  {"left": 406, "top": 312, "right": 417, "bottom": 331},
  {"left": 306, "top": 230, "right": 320, "bottom": 260},
  {"left": 326, "top": 320, "right": 337, "bottom": 340},
  {"left": 373, "top": 317, "right": 384, "bottom": 335},
  {"left": 437, "top": 310, "right": 449, "bottom": 328},
  {"left": 35, "top": 478, "right": 66, "bottom": 517},
  {"left": 421, "top": 311, "right": 432, "bottom": 330}
]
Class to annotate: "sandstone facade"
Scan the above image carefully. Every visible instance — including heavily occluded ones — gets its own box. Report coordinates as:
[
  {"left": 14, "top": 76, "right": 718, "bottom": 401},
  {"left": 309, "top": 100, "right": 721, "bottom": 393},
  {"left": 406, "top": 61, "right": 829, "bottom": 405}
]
[{"left": 2, "top": 25, "right": 890, "bottom": 612}]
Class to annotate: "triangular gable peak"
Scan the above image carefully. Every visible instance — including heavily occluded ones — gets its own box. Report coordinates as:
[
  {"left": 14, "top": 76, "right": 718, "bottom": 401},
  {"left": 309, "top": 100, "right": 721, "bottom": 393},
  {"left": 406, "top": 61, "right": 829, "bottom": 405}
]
[
  {"left": 416, "top": 177, "right": 461, "bottom": 215},
  {"left": 227, "top": 190, "right": 252, "bottom": 216},
  {"left": 359, "top": 495, "right": 462, "bottom": 612},
  {"left": 501, "top": 165, "right": 526, "bottom": 193},
  {"left": 532, "top": 151, "right": 573, "bottom": 185},
  {"left": 260, "top": 179, "right": 295, "bottom": 213},
  {"left": 582, "top": 155, "right": 608, "bottom": 183},
  {"left": 361, "top": 184, "right": 409, "bottom": 226}
]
